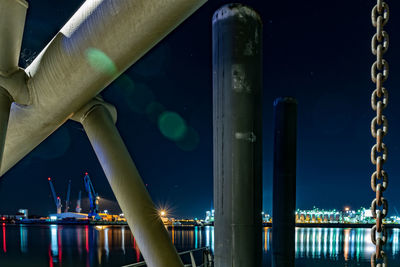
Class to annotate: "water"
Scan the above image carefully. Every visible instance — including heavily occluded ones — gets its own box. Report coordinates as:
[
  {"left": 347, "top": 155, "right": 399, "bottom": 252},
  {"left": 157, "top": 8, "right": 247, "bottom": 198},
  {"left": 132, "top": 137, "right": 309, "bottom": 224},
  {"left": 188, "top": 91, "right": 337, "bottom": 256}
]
[{"left": 0, "top": 224, "right": 400, "bottom": 266}]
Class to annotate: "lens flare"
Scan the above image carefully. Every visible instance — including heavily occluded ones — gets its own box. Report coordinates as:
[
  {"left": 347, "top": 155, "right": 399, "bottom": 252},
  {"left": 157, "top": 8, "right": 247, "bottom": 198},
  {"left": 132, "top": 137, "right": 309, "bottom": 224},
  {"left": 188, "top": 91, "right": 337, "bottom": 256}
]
[
  {"left": 175, "top": 126, "right": 200, "bottom": 151},
  {"left": 146, "top": 102, "right": 165, "bottom": 123},
  {"left": 158, "top": 111, "right": 187, "bottom": 141},
  {"left": 85, "top": 48, "right": 118, "bottom": 76}
]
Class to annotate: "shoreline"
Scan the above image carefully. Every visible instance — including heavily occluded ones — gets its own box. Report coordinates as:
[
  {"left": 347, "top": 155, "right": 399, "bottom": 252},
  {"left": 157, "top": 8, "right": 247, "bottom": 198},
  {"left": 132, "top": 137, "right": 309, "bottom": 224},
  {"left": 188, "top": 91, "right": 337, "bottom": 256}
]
[{"left": 2, "top": 221, "right": 400, "bottom": 229}]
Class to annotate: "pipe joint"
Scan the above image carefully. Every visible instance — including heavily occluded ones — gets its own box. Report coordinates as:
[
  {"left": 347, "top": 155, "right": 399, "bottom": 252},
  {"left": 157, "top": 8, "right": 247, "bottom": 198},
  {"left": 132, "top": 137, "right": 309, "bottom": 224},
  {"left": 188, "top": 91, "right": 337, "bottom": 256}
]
[
  {"left": 71, "top": 96, "right": 117, "bottom": 125},
  {"left": 0, "top": 68, "right": 30, "bottom": 105},
  {"left": 0, "top": 87, "right": 12, "bottom": 103}
]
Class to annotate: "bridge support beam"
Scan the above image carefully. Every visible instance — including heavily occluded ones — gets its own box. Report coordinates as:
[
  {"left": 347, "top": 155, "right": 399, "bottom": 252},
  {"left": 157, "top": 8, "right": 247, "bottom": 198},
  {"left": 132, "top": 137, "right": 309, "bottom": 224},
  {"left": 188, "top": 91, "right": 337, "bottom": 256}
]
[
  {"left": 0, "top": 0, "right": 28, "bottom": 76},
  {"left": 73, "top": 99, "right": 183, "bottom": 267},
  {"left": 272, "top": 97, "right": 297, "bottom": 267},
  {"left": 212, "top": 4, "right": 263, "bottom": 267},
  {"left": 0, "top": 0, "right": 28, "bottom": 169},
  {"left": 0, "top": 0, "right": 207, "bottom": 176},
  {"left": 0, "top": 89, "right": 12, "bottom": 170}
]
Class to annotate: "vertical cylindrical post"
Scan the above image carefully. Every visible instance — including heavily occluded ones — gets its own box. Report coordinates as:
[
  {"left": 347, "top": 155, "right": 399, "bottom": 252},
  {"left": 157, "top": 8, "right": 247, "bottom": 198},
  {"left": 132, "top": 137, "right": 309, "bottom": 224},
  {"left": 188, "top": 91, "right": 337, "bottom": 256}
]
[
  {"left": 213, "top": 4, "right": 263, "bottom": 267},
  {"left": 272, "top": 97, "right": 297, "bottom": 267},
  {"left": 0, "top": 0, "right": 28, "bottom": 76},
  {"left": 80, "top": 105, "right": 183, "bottom": 267}
]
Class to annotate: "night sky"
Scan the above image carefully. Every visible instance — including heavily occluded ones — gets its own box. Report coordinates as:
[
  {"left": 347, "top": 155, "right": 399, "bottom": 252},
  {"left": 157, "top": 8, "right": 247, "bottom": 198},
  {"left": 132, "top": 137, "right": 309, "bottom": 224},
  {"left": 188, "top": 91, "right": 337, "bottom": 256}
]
[{"left": 0, "top": 0, "right": 399, "bottom": 219}]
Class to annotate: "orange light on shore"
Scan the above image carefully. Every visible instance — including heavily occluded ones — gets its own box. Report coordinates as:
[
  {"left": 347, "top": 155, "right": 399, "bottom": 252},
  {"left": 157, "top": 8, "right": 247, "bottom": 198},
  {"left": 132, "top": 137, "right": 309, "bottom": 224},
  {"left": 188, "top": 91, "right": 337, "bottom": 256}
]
[{"left": 48, "top": 177, "right": 51, "bottom": 181}]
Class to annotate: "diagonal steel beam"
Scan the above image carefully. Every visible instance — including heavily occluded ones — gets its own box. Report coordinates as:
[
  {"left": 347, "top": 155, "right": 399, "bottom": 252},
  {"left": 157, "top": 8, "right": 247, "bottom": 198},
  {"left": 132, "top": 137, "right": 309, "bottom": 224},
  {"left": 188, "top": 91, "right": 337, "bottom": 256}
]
[
  {"left": 0, "top": 0, "right": 207, "bottom": 175},
  {"left": 72, "top": 97, "right": 184, "bottom": 266},
  {"left": 0, "top": 0, "right": 28, "bottom": 76},
  {"left": 0, "top": 0, "right": 28, "bottom": 171}
]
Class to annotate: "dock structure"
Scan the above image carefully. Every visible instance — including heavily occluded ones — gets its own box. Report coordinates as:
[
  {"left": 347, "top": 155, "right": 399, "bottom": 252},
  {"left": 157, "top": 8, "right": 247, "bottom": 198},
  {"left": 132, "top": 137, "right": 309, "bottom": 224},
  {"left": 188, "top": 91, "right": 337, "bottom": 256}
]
[
  {"left": 272, "top": 98, "right": 297, "bottom": 267},
  {"left": 213, "top": 4, "right": 263, "bottom": 267}
]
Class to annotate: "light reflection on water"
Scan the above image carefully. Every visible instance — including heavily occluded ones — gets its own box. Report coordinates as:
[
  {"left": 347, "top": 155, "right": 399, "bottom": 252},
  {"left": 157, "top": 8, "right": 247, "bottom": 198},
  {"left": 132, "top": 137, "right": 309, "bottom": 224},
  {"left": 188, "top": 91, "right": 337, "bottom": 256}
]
[
  {"left": 2, "top": 223, "right": 6, "bottom": 253},
  {"left": 0, "top": 225, "right": 400, "bottom": 266},
  {"left": 20, "top": 225, "right": 27, "bottom": 253},
  {"left": 293, "top": 227, "right": 400, "bottom": 264}
]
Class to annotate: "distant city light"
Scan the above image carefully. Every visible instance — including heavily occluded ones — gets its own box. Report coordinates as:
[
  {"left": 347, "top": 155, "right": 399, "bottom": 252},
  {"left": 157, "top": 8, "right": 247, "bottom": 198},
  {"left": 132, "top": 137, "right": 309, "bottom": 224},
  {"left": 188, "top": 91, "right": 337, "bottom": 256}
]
[
  {"left": 364, "top": 209, "right": 373, "bottom": 217},
  {"left": 205, "top": 210, "right": 215, "bottom": 223},
  {"left": 293, "top": 207, "right": 388, "bottom": 224},
  {"left": 160, "top": 210, "right": 166, "bottom": 217}
]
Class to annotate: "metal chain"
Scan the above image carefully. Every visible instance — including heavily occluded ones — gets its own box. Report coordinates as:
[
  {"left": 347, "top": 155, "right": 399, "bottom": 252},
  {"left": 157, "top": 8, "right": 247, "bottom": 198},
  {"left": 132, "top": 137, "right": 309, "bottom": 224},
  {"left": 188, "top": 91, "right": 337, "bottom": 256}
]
[{"left": 370, "top": 0, "right": 390, "bottom": 266}]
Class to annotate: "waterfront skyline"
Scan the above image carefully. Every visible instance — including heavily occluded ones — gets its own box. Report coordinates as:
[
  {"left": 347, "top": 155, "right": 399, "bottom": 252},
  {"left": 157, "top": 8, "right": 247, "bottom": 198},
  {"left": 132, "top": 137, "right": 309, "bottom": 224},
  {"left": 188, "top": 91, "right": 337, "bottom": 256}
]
[{"left": 0, "top": 0, "right": 400, "bottom": 218}]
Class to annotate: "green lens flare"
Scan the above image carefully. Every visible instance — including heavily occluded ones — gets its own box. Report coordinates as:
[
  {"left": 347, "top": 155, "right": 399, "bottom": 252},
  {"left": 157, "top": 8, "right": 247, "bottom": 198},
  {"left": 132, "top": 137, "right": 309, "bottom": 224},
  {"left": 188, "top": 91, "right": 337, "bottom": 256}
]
[
  {"left": 175, "top": 127, "right": 200, "bottom": 151},
  {"left": 114, "top": 75, "right": 135, "bottom": 92},
  {"left": 126, "top": 83, "right": 155, "bottom": 114},
  {"left": 146, "top": 102, "right": 165, "bottom": 123},
  {"left": 158, "top": 112, "right": 187, "bottom": 141},
  {"left": 86, "top": 48, "right": 118, "bottom": 76}
]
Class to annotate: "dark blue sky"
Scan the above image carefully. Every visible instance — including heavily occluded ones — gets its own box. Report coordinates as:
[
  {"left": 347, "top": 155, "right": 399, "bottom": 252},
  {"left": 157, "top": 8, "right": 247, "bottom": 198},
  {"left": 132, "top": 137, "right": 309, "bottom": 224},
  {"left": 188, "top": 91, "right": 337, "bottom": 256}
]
[{"left": 1, "top": 0, "right": 400, "bottom": 219}]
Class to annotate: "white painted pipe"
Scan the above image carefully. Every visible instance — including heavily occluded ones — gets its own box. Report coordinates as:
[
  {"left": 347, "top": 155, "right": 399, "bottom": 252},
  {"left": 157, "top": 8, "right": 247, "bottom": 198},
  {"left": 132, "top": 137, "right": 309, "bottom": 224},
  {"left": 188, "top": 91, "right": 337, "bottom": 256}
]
[
  {"left": 0, "top": 88, "right": 12, "bottom": 170},
  {"left": 0, "top": 0, "right": 28, "bottom": 76},
  {"left": 75, "top": 101, "right": 184, "bottom": 267},
  {"left": 0, "top": 0, "right": 27, "bottom": 171},
  {"left": 0, "top": 0, "right": 207, "bottom": 175}
]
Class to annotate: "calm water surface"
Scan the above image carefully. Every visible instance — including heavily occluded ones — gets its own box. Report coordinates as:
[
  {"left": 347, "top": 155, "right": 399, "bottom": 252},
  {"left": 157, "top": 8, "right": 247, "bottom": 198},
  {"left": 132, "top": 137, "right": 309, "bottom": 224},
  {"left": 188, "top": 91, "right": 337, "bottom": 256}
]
[{"left": 0, "top": 224, "right": 400, "bottom": 266}]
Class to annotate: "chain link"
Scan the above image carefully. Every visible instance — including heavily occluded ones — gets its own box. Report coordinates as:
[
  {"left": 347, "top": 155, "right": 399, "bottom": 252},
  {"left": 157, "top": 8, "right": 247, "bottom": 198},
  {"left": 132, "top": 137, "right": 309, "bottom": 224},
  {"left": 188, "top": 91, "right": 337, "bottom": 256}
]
[
  {"left": 371, "top": 1, "right": 390, "bottom": 265},
  {"left": 371, "top": 88, "right": 388, "bottom": 110}
]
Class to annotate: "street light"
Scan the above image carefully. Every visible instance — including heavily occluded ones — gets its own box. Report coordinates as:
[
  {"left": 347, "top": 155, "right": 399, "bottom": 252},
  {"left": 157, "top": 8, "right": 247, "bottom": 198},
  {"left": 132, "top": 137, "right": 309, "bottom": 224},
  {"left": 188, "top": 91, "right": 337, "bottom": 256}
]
[{"left": 160, "top": 210, "right": 166, "bottom": 217}]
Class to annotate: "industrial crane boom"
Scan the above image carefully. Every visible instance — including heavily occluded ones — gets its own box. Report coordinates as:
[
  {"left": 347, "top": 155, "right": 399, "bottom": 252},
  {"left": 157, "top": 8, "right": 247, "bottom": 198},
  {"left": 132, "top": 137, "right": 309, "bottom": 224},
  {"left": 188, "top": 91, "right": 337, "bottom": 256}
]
[
  {"left": 64, "top": 180, "right": 71, "bottom": 213},
  {"left": 83, "top": 173, "right": 100, "bottom": 220},
  {"left": 47, "top": 177, "right": 62, "bottom": 214},
  {"left": 76, "top": 190, "right": 82, "bottom": 213}
]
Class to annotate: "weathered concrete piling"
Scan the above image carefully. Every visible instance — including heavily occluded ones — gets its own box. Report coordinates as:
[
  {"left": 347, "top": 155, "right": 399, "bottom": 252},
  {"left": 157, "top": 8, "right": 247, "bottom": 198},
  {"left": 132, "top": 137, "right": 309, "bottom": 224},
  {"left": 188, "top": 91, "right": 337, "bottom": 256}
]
[
  {"left": 272, "top": 97, "right": 297, "bottom": 267},
  {"left": 213, "top": 4, "right": 263, "bottom": 267}
]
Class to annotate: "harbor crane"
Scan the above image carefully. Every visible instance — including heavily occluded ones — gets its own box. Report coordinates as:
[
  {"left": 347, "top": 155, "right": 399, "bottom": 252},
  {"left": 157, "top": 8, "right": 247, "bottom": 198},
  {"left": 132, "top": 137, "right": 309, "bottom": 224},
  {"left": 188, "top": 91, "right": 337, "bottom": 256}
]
[
  {"left": 47, "top": 177, "right": 62, "bottom": 214},
  {"left": 64, "top": 180, "right": 71, "bottom": 213},
  {"left": 83, "top": 173, "right": 101, "bottom": 220}
]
